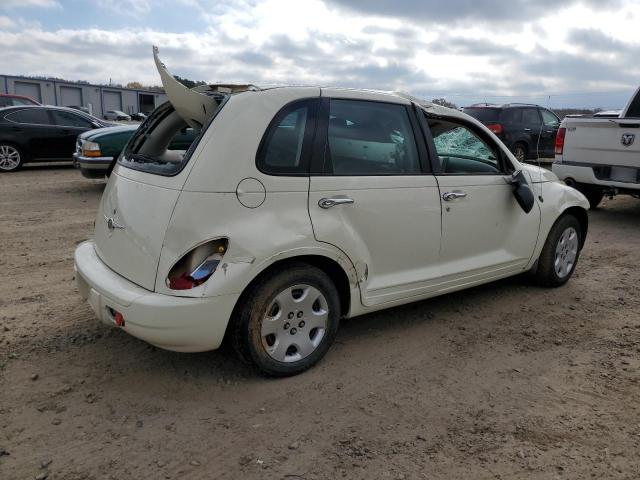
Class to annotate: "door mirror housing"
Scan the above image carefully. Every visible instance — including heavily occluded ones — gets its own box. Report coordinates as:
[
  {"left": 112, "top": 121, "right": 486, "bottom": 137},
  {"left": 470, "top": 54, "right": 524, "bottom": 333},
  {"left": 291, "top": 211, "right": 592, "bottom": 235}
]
[{"left": 509, "top": 170, "right": 535, "bottom": 214}]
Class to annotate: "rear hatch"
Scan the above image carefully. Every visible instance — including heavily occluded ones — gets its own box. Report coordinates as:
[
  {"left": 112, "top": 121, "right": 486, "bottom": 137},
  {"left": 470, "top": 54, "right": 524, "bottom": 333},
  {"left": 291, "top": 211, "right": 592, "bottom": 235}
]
[
  {"left": 563, "top": 118, "right": 640, "bottom": 169},
  {"left": 93, "top": 46, "right": 229, "bottom": 291}
]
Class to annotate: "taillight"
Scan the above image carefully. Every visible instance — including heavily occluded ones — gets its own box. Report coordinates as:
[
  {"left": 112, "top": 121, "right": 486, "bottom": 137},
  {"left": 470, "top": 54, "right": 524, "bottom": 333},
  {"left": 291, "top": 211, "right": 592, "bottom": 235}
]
[
  {"left": 555, "top": 127, "right": 566, "bottom": 155},
  {"left": 167, "top": 239, "right": 228, "bottom": 290},
  {"left": 486, "top": 123, "right": 503, "bottom": 135}
]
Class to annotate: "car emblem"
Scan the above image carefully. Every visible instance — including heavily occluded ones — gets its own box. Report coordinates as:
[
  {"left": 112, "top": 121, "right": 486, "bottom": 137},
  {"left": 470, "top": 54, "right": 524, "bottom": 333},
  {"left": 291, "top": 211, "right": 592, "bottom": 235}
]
[
  {"left": 621, "top": 133, "right": 635, "bottom": 147},
  {"left": 104, "top": 214, "right": 125, "bottom": 231}
]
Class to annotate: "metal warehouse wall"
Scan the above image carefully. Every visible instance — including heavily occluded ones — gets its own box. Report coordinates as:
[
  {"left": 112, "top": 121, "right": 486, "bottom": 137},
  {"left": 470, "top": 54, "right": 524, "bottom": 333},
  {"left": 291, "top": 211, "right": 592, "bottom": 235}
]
[{"left": 1, "top": 75, "right": 168, "bottom": 118}]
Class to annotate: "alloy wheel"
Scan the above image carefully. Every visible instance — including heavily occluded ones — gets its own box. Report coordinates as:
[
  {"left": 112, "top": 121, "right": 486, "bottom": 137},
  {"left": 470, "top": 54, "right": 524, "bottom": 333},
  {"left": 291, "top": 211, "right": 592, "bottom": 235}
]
[{"left": 0, "top": 145, "right": 21, "bottom": 171}]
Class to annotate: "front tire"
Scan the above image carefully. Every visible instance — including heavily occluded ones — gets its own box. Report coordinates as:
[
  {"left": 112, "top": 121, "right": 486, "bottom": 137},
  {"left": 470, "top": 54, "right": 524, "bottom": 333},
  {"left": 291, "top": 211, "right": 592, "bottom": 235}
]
[
  {"left": 231, "top": 263, "right": 340, "bottom": 377},
  {"left": 511, "top": 143, "right": 528, "bottom": 162},
  {"left": 0, "top": 144, "right": 25, "bottom": 172},
  {"left": 534, "top": 215, "right": 582, "bottom": 287}
]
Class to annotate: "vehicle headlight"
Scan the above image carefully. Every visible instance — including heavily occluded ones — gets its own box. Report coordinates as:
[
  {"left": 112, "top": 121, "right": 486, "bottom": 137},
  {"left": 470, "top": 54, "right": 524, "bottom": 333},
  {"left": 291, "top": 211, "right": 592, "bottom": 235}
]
[{"left": 81, "top": 141, "right": 102, "bottom": 157}]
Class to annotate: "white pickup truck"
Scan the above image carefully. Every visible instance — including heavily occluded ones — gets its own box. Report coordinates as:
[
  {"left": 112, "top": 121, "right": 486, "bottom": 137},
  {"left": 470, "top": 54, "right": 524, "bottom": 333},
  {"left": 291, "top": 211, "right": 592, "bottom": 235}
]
[{"left": 553, "top": 87, "right": 640, "bottom": 208}]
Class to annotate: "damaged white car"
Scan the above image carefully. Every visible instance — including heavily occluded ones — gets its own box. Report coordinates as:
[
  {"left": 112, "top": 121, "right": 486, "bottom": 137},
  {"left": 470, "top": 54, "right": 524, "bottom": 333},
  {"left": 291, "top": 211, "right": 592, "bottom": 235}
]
[{"left": 74, "top": 47, "right": 589, "bottom": 376}]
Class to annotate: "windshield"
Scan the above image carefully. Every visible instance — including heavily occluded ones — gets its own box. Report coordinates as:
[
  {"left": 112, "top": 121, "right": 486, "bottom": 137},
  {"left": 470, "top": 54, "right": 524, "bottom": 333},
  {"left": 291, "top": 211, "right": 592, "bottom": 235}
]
[
  {"left": 462, "top": 107, "right": 500, "bottom": 123},
  {"left": 119, "top": 98, "right": 224, "bottom": 176}
]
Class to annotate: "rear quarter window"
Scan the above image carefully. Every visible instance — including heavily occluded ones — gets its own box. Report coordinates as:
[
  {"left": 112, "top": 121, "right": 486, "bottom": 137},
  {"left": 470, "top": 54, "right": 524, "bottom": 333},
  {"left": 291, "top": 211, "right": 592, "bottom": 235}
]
[
  {"left": 119, "top": 99, "right": 223, "bottom": 176},
  {"left": 462, "top": 108, "right": 499, "bottom": 123}
]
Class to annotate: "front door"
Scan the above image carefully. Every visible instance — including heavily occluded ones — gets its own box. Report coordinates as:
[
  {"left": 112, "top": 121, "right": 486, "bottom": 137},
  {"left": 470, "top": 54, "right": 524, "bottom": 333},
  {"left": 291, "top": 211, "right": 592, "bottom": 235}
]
[
  {"left": 308, "top": 98, "right": 442, "bottom": 307},
  {"left": 539, "top": 108, "right": 561, "bottom": 157},
  {"left": 425, "top": 114, "right": 541, "bottom": 290}
]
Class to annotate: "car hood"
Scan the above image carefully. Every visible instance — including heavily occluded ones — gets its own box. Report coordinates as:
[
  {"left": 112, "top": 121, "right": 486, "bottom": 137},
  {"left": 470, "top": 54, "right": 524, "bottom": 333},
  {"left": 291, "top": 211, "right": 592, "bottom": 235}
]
[
  {"left": 521, "top": 164, "right": 559, "bottom": 183},
  {"left": 79, "top": 124, "right": 138, "bottom": 141}
]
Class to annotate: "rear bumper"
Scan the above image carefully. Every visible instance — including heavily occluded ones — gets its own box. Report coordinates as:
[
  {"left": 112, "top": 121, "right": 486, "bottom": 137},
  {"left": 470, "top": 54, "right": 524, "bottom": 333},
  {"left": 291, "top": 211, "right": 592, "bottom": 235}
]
[
  {"left": 74, "top": 240, "right": 239, "bottom": 352},
  {"left": 552, "top": 162, "right": 640, "bottom": 191}
]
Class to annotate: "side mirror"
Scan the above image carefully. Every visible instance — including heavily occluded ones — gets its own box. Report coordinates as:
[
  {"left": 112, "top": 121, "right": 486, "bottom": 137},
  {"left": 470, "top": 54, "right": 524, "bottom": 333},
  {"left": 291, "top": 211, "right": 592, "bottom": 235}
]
[{"left": 510, "top": 170, "right": 535, "bottom": 214}]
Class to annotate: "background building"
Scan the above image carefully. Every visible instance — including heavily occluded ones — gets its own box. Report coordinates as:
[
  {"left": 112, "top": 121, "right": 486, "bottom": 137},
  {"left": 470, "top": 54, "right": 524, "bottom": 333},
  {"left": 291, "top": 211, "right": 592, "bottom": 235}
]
[{"left": 1, "top": 74, "right": 168, "bottom": 118}]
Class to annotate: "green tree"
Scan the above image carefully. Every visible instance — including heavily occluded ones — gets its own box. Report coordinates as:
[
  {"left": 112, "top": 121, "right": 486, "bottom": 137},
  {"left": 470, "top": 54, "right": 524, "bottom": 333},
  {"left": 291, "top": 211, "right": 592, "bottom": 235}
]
[{"left": 432, "top": 98, "right": 458, "bottom": 109}]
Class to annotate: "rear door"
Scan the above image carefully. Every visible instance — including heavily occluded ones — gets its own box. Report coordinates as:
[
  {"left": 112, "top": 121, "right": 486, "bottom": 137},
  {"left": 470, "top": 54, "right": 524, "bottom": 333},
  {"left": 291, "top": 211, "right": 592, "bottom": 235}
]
[
  {"left": 4, "top": 108, "right": 57, "bottom": 159},
  {"left": 520, "top": 108, "right": 543, "bottom": 158},
  {"left": 308, "top": 96, "right": 442, "bottom": 307},
  {"left": 425, "top": 114, "right": 540, "bottom": 288},
  {"left": 50, "top": 110, "right": 95, "bottom": 159}
]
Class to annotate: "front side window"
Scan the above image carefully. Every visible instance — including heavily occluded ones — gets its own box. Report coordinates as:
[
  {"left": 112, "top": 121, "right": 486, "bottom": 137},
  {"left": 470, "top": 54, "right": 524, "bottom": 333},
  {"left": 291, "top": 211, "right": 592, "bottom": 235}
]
[
  {"left": 428, "top": 117, "right": 503, "bottom": 175},
  {"left": 51, "top": 110, "right": 93, "bottom": 128},
  {"left": 5, "top": 108, "right": 51, "bottom": 125},
  {"left": 323, "top": 99, "right": 420, "bottom": 175},
  {"left": 541, "top": 109, "right": 559, "bottom": 126}
]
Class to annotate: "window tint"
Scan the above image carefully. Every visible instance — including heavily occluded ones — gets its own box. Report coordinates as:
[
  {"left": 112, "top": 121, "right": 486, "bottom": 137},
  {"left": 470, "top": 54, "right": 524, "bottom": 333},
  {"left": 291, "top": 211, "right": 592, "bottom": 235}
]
[
  {"left": 428, "top": 117, "right": 502, "bottom": 175},
  {"left": 501, "top": 108, "right": 522, "bottom": 124},
  {"left": 462, "top": 108, "right": 499, "bottom": 122},
  {"left": 540, "top": 109, "right": 559, "bottom": 126},
  {"left": 5, "top": 108, "right": 51, "bottom": 125},
  {"left": 626, "top": 90, "right": 640, "bottom": 118},
  {"left": 521, "top": 108, "right": 541, "bottom": 125},
  {"left": 261, "top": 106, "right": 309, "bottom": 173},
  {"left": 323, "top": 99, "right": 420, "bottom": 175},
  {"left": 51, "top": 110, "right": 93, "bottom": 128}
]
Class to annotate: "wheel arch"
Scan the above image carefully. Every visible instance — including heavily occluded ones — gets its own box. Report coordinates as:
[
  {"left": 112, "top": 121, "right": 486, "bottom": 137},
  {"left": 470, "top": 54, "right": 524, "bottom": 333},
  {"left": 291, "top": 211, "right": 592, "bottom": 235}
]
[
  {"left": 229, "top": 254, "right": 354, "bottom": 323},
  {"left": 561, "top": 205, "right": 588, "bottom": 248}
]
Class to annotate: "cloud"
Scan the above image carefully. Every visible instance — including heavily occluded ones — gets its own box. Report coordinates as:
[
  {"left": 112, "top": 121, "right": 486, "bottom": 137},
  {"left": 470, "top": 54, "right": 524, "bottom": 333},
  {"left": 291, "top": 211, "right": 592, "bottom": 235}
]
[
  {"left": 1, "top": 0, "right": 639, "bottom": 109},
  {"left": 325, "top": 0, "right": 623, "bottom": 24},
  {"left": 0, "top": 0, "right": 59, "bottom": 8},
  {"left": 0, "top": 16, "right": 15, "bottom": 28}
]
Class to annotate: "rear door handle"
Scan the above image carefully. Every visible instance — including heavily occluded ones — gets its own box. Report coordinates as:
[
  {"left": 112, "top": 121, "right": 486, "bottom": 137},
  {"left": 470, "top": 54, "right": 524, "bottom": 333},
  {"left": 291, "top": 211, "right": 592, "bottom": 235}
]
[
  {"left": 442, "top": 191, "right": 467, "bottom": 201},
  {"left": 318, "top": 196, "right": 355, "bottom": 209},
  {"left": 524, "top": 128, "right": 532, "bottom": 132}
]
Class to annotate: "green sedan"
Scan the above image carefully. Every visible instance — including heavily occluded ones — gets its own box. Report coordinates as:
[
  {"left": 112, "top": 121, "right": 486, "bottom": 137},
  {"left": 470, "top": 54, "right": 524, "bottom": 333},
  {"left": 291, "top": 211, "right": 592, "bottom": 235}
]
[{"left": 73, "top": 124, "right": 196, "bottom": 179}]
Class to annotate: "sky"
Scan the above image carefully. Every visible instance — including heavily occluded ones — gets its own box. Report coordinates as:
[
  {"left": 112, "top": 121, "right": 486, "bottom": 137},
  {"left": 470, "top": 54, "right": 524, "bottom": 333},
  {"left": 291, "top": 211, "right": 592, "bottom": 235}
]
[{"left": 0, "top": 0, "right": 639, "bottom": 108}]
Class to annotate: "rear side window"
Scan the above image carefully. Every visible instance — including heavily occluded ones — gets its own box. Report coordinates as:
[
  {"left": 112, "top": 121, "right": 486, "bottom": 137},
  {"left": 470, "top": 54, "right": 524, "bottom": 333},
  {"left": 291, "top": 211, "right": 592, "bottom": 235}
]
[
  {"left": 322, "top": 99, "right": 420, "bottom": 175},
  {"left": 51, "top": 110, "right": 93, "bottom": 128},
  {"left": 522, "top": 108, "right": 541, "bottom": 125},
  {"left": 5, "top": 109, "right": 51, "bottom": 125},
  {"left": 120, "top": 100, "right": 216, "bottom": 176},
  {"left": 462, "top": 108, "right": 499, "bottom": 123},
  {"left": 256, "top": 99, "right": 317, "bottom": 175},
  {"left": 500, "top": 109, "right": 522, "bottom": 124}
]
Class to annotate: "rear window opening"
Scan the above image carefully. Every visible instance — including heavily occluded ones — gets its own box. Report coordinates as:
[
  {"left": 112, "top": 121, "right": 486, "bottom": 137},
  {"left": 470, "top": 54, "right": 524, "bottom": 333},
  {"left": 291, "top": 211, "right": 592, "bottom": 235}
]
[{"left": 119, "top": 97, "right": 225, "bottom": 176}]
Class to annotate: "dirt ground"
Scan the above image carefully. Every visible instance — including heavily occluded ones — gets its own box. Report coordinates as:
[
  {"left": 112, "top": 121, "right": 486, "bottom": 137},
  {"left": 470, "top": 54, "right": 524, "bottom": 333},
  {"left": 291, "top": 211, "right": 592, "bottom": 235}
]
[{"left": 1, "top": 166, "right": 639, "bottom": 480}]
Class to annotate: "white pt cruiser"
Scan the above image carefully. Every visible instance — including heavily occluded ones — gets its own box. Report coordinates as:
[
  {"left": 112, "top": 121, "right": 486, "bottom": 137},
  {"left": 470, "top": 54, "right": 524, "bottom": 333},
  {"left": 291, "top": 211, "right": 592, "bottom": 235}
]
[{"left": 74, "top": 50, "right": 589, "bottom": 376}]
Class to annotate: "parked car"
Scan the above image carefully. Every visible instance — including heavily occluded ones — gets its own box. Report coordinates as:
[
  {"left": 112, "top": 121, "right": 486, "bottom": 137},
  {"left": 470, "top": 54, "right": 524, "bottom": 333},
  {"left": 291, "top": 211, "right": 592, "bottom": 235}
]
[
  {"left": 553, "top": 87, "right": 640, "bottom": 208},
  {"left": 463, "top": 103, "right": 561, "bottom": 162},
  {"left": 67, "top": 105, "right": 91, "bottom": 114},
  {"left": 104, "top": 110, "right": 131, "bottom": 121},
  {"left": 0, "top": 93, "right": 40, "bottom": 107},
  {"left": 74, "top": 48, "right": 589, "bottom": 377},
  {"left": 130, "top": 112, "right": 147, "bottom": 121},
  {"left": 0, "top": 105, "right": 114, "bottom": 172},
  {"left": 74, "top": 124, "right": 197, "bottom": 178}
]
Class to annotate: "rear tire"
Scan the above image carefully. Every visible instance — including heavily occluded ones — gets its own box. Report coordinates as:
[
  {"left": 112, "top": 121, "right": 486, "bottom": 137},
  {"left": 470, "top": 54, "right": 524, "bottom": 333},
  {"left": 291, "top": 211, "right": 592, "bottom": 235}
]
[
  {"left": 0, "top": 143, "right": 25, "bottom": 172},
  {"left": 231, "top": 263, "right": 340, "bottom": 377},
  {"left": 534, "top": 215, "right": 582, "bottom": 288}
]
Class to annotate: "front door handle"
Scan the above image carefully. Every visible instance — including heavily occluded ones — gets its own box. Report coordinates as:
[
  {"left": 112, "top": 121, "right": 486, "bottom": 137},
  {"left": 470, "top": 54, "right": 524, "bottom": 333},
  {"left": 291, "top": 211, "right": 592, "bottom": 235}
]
[
  {"left": 524, "top": 128, "right": 532, "bottom": 132},
  {"left": 318, "top": 196, "right": 355, "bottom": 209},
  {"left": 442, "top": 191, "right": 467, "bottom": 201}
]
